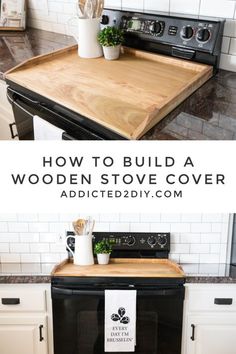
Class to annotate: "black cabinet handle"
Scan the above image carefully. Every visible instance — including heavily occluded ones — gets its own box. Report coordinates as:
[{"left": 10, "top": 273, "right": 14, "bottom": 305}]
[
  {"left": 191, "top": 324, "right": 195, "bottom": 341},
  {"left": 2, "top": 298, "right": 20, "bottom": 305},
  {"left": 39, "top": 325, "right": 44, "bottom": 342},
  {"left": 214, "top": 298, "right": 233, "bottom": 305},
  {"left": 9, "top": 123, "right": 18, "bottom": 139}
]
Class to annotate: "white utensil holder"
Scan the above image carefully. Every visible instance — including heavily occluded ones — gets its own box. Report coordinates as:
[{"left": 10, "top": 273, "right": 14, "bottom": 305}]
[
  {"left": 66, "top": 235, "right": 94, "bottom": 266},
  {"left": 78, "top": 18, "right": 103, "bottom": 58}
]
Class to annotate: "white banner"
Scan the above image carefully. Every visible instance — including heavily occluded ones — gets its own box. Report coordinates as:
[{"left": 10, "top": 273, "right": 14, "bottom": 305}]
[{"left": 0, "top": 141, "right": 235, "bottom": 213}]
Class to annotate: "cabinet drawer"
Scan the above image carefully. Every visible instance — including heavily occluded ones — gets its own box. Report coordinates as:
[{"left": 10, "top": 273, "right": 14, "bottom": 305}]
[
  {"left": 187, "top": 287, "right": 236, "bottom": 312},
  {"left": 0, "top": 290, "right": 46, "bottom": 312}
]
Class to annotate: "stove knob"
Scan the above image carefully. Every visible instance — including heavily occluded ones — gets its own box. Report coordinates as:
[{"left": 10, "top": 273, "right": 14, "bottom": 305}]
[
  {"left": 149, "top": 21, "right": 162, "bottom": 34},
  {"left": 101, "top": 15, "right": 109, "bottom": 25},
  {"left": 197, "top": 28, "right": 211, "bottom": 42},
  {"left": 157, "top": 235, "right": 167, "bottom": 247},
  {"left": 181, "top": 26, "right": 194, "bottom": 40},
  {"left": 148, "top": 236, "right": 157, "bottom": 247},
  {"left": 127, "top": 236, "right": 136, "bottom": 247}
]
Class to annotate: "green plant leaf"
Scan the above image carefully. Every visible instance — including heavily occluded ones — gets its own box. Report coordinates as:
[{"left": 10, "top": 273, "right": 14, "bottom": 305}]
[{"left": 98, "top": 26, "right": 124, "bottom": 47}]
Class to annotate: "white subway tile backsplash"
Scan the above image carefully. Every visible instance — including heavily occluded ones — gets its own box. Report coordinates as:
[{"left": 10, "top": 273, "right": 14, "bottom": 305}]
[
  {"left": 230, "top": 38, "right": 236, "bottom": 54},
  {"left": 130, "top": 223, "right": 151, "bottom": 232},
  {"left": 171, "top": 223, "right": 191, "bottom": 233},
  {"left": 200, "top": 0, "right": 235, "bottom": 19},
  {"left": 1, "top": 254, "right": 20, "bottom": 263},
  {"left": 17, "top": 214, "right": 38, "bottom": 222},
  {"left": 0, "top": 233, "right": 19, "bottom": 242},
  {"left": 30, "top": 243, "right": 50, "bottom": 253},
  {"left": 170, "top": 0, "right": 200, "bottom": 15},
  {"left": 201, "top": 233, "right": 221, "bottom": 243},
  {"left": 8, "top": 223, "right": 28, "bottom": 233},
  {"left": 40, "top": 253, "right": 61, "bottom": 263},
  {"left": 180, "top": 233, "right": 201, "bottom": 244},
  {"left": 221, "top": 36, "right": 231, "bottom": 54},
  {"left": 144, "top": 0, "right": 170, "bottom": 12},
  {"left": 20, "top": 253, "right": 41, "bottom": 263},
  {"left": 0, "top": 243, "right": 10, "bottom": 252},
  {"left": 122, "top": 0, "right": 144, "bottom": 10},
  {"left": 19, "top": 233, "right": 39, "bottom": 243},
  {"left": 150, "top": 223, "right": 171, "bottom": 232},
  {"left": 0, "top": 214, "right": 17, "bottom": 222},
  {"left": 199, "top": 254, "right": 220, "bottom": 263},
  {"left": 0, "top": 223, "right": 8, "bottom": 232},
  {"left": 220, "top": 52, "right": 236, "bottom": 71},
  {"left": 181, "top": 214, "right": 202, "bottom": 222},
  {"left": 0, "top": 213, "right": 231, "bottom": 265},
  {"left": 190, "top": 243, "right": 210, "bottom": 254},
  {"left": 29, "top": 222, "right": 49, "bottom": 232},
  {"left": 10, "top": 243, "right": 30, "bottom": 253},
  {"left": 180, "top": 254, "right": 200, "bottom": 263},
  {"left": 191, "top": 223, "right": 211, "bottom": 233},
  {"left": 105, "top": 0, "right": 122, "bottom": 9},
  {"left": 161, "top": 214, "right": 181, "bottom": 222}
]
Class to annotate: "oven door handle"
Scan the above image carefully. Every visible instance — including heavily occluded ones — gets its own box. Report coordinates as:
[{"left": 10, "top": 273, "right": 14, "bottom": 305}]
[
  {"left": 7, "top": 91, "right": 34, "bottom": 118},
  {"left": 7, "top": 87, "right": 40, "bottom": 105},
  {"left": 52, "top": 287, "right": 184, "bottom": 297}
]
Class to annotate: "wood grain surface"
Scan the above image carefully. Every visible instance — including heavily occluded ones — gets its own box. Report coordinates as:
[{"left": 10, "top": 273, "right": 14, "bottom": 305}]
[
  {"left": 6, "top": 45, "right": 213, "bottom": 139},
  {"left": 52, "top": 258, "right": 185, "bottom": 278}
]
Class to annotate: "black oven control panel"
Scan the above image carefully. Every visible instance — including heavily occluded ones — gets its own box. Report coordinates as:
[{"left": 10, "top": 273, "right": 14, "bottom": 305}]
[
  {"left": 95, "top": 232, "right": 170, "bottom": 250},
  {"left": 66, "top": 231, "right": 170, "bottom": 252},
  {"left": 101, "top": 9, "right": 225, "bottom": 68}
]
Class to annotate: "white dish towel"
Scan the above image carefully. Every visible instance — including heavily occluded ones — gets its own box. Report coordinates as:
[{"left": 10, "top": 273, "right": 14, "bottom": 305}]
[
  {"left": 105, "top": 290, "right": 137, "bottom": 352},
  {"left": 33, "top": 115, "right": 64, "bottom": 140}
]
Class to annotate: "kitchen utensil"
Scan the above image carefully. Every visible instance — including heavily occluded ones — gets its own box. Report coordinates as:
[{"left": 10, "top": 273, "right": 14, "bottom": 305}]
[
  {"left": 84, "top": 0, "right": 93, "bottom": 19},
  {"left": 78, "top": 0, "right": 86, "bottom": 18},
  {"left": 91, "top": 0, "right": 97, "bottom": 18},
  {"left": 73, "top": 219, "right": 87, "bottom": 235},
  {"left": 97, "top": 0, "right": 104, "bottom": 17},
  {"left": 89, "top": 220, "right": 95, "bottom": 237}
]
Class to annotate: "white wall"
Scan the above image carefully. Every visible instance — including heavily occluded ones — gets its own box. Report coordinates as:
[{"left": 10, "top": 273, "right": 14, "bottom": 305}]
[
  {"left": 0, "top": 213, "right": 230, "bottom": 266},
  {"left": 27, "top": 0, "right": 236, "bottom": 72}
]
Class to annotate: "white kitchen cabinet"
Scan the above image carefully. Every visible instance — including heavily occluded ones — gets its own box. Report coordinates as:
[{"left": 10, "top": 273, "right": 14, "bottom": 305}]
[
  {"left": 0, "top": 284, "right": 53, "bottom": 354},
  {"left": 0, "top": 315, "right": 47, "bottom": 354},
  {"left": 185, "top": 314, "right": 236, "bottom": 354},
  {"left": 0, "top": 80, "right": 17, "bottom": 140},
  {"left": 182, "top": 284, "right": 236, "bottom": 354}
]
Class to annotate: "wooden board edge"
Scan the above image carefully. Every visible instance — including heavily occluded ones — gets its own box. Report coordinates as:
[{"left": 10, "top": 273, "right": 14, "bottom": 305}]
[
  {"left": 0, "top": 27, "right": 25, "bottom": 31},
  {"left": 132, "top": 65, "right": 213, "bottom": 139},
  {"left": 4, "top": 44, "right": 78, "bottom": 80},
  {"left": 122, "top": 46, "right": 211, "bottom": 73},
  {"left": 51, "top": 258, "right": 70, "bottom": 276}
]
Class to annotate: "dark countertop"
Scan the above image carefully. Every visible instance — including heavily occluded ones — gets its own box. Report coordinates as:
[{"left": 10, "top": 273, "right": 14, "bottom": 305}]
[
  {"left": 0, "top": 28, "right": 75, "bottom": 80},
  {"left": 0, "top": 263, "right": 236, "bottom": 284},
  {"left": 0, "top": 28, "right": 235, "bottom": 140},
  {"left": 142, "top": 70, "right": 236, "bottom": 140}
]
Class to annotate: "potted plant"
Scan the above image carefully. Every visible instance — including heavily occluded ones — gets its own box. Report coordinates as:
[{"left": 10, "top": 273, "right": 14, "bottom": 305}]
[
  {"left": 98, "top": 26, "right": 124, "bottom": 60},
  {"left": 94, "top": 240, "right": 112, "bottom": 265}
]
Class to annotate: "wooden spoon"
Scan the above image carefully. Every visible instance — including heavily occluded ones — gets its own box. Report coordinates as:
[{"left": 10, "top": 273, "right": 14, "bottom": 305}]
[{"left": 73, "top": 219, "right": 87, "bottom": 235}]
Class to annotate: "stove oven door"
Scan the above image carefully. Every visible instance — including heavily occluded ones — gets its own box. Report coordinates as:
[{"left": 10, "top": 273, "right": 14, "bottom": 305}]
[{"left": 52, "top": 285, "right": 184, "bottom": 354}]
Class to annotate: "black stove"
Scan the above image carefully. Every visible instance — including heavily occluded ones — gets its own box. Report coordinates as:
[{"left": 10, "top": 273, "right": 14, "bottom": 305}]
[{"left": 52, "top": 231, "right": 185, "bottom": 354}]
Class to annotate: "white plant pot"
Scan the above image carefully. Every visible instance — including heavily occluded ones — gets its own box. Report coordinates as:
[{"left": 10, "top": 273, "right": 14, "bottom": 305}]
[
  {"left": 103, "top": 45, "right": 121, "bottom": 60},
  {"left": 97, "top": 253, "right": 110, "bottom": 265}
]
